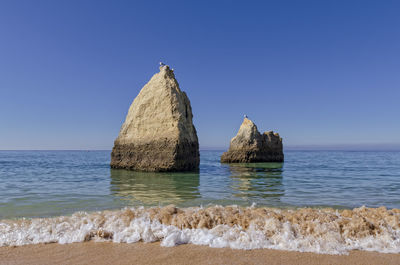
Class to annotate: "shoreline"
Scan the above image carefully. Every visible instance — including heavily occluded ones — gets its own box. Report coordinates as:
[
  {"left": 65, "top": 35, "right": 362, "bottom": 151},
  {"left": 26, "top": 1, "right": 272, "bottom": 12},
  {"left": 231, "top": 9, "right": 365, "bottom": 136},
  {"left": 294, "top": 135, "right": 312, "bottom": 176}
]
[
  {"left": 1, "top": 242, "right": 400, "bottom": 265},
  {"left": 1, "top": 205, "right": 400, "bottom": 254}
]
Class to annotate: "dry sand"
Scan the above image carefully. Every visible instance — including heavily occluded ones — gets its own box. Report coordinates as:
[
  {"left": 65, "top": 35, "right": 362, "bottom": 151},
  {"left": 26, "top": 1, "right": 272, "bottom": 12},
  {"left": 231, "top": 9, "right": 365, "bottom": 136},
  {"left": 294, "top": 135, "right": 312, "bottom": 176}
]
[{"left": 1, "top": 242, "right": 399, "bottom": 265}]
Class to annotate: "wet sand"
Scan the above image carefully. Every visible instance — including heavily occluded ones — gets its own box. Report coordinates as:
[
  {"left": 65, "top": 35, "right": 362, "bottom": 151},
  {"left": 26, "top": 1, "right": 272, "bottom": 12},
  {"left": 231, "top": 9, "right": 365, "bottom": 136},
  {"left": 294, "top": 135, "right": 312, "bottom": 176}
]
[{"left": 1, "top": 242, "right": 399, "bottom": 265}]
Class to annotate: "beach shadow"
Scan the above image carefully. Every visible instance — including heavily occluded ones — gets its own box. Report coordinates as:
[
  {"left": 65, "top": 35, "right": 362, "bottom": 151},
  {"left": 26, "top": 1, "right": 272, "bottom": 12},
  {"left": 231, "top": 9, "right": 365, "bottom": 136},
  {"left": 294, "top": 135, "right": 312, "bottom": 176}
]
[
  {"left": 227, "top": 162, "right": 285, "bottom": 201},
  {"left": 110, "top": 169, "right": 200, "bottom": 206}
]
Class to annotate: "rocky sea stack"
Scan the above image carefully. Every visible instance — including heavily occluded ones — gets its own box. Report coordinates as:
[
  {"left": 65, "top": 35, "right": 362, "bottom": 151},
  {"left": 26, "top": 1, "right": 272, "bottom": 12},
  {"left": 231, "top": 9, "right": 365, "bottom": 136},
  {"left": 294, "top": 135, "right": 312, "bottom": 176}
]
[
  {"left": 221, "top": 118, "right": 284, "bottom": 163},
  {"left": 111, "top": 65, "right": 199, "bottom": 171}
]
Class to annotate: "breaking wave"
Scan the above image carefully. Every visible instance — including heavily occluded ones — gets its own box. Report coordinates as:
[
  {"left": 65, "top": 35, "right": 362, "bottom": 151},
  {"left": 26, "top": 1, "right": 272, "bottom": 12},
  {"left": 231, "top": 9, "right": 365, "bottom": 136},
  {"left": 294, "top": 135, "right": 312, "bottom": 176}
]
[{"left": 1, "top": 205, "right": 400, "bottom": 254}]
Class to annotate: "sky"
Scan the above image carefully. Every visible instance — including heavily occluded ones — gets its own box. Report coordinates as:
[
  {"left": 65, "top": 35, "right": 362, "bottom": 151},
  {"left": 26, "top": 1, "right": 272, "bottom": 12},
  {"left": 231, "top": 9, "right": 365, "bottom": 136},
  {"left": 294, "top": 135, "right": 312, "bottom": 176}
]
[{"left": 0, "top": 0, "right": 399, "bottom": 150}]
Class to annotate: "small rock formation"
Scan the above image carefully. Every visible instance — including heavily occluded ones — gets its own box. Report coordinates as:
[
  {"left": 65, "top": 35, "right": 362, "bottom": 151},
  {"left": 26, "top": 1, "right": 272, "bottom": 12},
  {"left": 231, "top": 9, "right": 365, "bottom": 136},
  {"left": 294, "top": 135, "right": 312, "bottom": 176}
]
[
  {"left": 220, "top": 118, "right": 284, "bottom": 163},
  {"left": 111, "top": 65, "right": 199, "bottom": 171}
]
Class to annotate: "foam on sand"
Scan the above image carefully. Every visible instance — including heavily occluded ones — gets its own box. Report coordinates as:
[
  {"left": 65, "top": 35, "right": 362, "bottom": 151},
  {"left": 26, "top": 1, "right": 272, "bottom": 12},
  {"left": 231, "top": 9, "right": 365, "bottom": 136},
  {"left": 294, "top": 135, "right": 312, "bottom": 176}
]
[{"left": 1, "top": 205, "right": 399, "bottom": 254}]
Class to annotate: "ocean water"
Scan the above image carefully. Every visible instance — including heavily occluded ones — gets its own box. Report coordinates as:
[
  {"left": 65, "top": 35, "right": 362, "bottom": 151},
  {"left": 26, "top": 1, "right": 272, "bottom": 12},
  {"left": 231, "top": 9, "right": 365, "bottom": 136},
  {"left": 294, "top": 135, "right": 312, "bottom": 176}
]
[
  {"left": 1, "top": 150, "right": 400, "bottom": 219},
  {"left": 1, "top": 150, "right": 400, "bottom": 254}
]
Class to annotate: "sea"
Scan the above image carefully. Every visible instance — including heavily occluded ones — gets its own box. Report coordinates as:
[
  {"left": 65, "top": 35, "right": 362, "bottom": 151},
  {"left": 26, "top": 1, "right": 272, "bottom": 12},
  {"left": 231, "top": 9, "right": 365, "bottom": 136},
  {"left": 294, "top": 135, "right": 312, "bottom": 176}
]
[{"left": 1, "top": 150, "right": 400, "bottom": 254}]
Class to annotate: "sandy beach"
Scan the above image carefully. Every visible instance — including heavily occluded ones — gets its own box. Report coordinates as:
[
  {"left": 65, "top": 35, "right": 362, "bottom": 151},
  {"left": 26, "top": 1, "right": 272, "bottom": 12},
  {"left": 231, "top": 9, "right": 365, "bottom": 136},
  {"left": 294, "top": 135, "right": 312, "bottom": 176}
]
[{"left": 1, "top": 242, "right": 399, "bottom": 265}]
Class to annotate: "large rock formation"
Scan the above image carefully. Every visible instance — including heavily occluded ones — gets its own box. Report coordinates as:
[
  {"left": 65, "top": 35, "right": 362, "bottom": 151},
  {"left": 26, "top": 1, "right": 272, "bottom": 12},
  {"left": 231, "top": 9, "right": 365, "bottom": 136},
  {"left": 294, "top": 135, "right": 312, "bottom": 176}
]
[
  {"left": 111, "top": 65, "right": 199, "bottom": 171},
  {"left": 220, "top": 118, "right": 284, "bottom": 163}
]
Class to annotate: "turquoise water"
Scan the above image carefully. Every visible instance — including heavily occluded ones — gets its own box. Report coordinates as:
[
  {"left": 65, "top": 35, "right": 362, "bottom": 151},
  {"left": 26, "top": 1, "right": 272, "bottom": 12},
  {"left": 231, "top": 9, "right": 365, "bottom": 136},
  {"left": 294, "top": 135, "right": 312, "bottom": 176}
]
[{"left": 0, "top": 150, "right": 399, "bottom": 219}]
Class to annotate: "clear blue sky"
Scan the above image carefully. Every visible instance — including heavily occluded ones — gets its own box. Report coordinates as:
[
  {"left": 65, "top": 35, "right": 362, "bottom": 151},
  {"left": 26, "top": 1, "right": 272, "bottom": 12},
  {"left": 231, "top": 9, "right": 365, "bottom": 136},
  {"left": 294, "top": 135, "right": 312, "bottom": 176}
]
[{"left": 1, "top": 0, "right": 399, "bottom": 150}]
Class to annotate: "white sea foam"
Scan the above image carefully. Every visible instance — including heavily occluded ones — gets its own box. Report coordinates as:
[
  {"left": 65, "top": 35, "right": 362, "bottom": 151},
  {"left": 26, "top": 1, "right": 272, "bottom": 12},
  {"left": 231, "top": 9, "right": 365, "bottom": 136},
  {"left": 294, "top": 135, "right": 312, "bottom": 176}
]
[{"left": 1, "top": 206, "right": 399, "bottom": 254}]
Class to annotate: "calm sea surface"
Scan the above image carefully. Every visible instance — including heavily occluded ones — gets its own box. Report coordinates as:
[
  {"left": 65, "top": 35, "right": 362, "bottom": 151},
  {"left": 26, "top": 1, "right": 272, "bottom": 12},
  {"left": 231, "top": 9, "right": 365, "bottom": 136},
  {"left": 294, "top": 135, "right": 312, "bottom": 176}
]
[{"left": 0, "top": 150, "right": 399, "bottom": 219}]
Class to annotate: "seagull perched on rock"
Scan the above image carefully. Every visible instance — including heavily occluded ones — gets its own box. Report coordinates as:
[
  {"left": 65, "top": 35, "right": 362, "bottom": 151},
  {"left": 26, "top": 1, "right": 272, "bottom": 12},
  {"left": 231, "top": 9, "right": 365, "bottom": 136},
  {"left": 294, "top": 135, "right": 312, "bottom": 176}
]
[
  {"left": 159, "top": 62, "right": 165, "bottom": 66},
  {"left": 244, "top": 114, "right": 248, "bottom": 119}
]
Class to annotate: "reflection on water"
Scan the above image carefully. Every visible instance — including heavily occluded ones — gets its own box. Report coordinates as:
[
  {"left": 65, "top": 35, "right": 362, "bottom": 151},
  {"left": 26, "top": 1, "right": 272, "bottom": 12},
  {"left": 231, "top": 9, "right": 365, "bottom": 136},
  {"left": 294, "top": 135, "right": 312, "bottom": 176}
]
[
  {"left": 110, "top": 161, "right": 284, "bottom": 208},
  {"left": 110, "top": 169, "right": 200, "bottom": 206},
  {"left": 228, "top": 163, "right": 284, "bottom": 203}
]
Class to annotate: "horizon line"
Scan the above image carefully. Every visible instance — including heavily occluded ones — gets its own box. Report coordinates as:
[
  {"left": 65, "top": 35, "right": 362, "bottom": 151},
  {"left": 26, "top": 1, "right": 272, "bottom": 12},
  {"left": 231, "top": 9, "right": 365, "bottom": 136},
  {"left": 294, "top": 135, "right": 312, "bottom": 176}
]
[{"left": 1, "top": 143, "right": 400, "bottom": 152}]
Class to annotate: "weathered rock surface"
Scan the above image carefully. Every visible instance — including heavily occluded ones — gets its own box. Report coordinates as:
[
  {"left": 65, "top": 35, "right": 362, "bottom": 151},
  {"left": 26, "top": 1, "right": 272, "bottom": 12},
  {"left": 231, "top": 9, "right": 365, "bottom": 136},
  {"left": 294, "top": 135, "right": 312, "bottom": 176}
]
[
  {"left": 111, "top": 65, "right": 199, "bottom": 171},
  {"left": 220, "top": 118, "right": 284, "bottom": 163}
]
